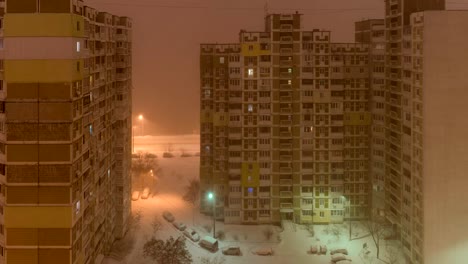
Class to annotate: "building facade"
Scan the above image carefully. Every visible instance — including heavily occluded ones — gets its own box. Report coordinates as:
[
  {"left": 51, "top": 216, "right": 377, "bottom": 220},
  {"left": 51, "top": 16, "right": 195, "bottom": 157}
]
[
  {"left": 200, "top": 13, "right": 371, "bottom": 225},
  {"left": 0, "top": 0, "right": 132, "bottom": 263}
]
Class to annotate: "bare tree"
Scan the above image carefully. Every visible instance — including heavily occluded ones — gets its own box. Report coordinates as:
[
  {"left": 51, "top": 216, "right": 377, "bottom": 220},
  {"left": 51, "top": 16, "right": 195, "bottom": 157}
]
[
  {"left": 182, "top": 179, "right": 200, "bottom": 225},
  {"left": 363, "top": 213, "right": 388, "bottom": 260},
  {"left": 131, "top": 152, "right": 161, "bottom": 190},
  {"left": 143, "top": 236, "right": 192, "bottom": 264},
  {"left": 150, "top": 216, "right": 163, "bottom": 235}
]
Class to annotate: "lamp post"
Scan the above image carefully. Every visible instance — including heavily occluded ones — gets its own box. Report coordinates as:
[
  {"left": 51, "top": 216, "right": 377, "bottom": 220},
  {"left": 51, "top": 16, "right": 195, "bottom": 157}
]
[
  {"left": 132, "top": 126, "right": 136, "bottom": 153},
  {"left": 138, "top": 114, "right": 144, "bottom": 136},
  {"left": 341, "top": 195, "right": 352, "bottom": 241},
  {"left": 207, "top": 191, "right": 216, "bottom": 238}
]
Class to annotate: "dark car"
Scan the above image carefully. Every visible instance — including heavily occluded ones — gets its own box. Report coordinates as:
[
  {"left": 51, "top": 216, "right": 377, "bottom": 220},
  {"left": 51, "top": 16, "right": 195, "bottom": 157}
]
[{"left": 162, "top": 211, "right": 175, "bottom": 222}]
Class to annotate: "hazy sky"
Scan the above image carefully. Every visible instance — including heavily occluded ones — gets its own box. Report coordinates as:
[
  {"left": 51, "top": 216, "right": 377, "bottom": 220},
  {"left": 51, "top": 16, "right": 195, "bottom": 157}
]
[{"left": 85, "top": 0, "right": 468, "bottom": 135}]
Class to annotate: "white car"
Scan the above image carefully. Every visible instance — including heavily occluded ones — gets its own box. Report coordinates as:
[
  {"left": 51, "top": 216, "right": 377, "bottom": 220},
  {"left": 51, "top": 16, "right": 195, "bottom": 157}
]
[
  {"left": 183, "top": 228, "right": 200, "bottom": 242},
  {"left": 131, "top": 191, "right": 140, "bottom": 201},
  {"left": 172, "top": 221, "right": 187, "bottom": 231},
  {"left": 141, "top": 188, "right": 150, "bottom": 199},
  {"left": 254, "top": 247, "right": 273, "bottom": 256},
  {"left": 331, "top": 253, "right": 351, "bottom": 263}
]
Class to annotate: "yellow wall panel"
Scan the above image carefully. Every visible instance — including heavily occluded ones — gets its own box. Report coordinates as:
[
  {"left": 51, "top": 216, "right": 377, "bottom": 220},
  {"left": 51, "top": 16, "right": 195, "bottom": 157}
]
[
  {"left": 5, "top": 60, "right": 83, "bottom": 83},
  {"left": 4, "top": 206, "right": 72, "bottom": 228},
  {"left": 241, "top": 43, "right": 270, "bottom": 56},
  {"left": 6, "top": 249, "right": 38, "bottom": 264},
  {"left": 241, "top": 162, "right": 259, "bottom": 187},
  {"left": 4, "top": 14, "right": 84, "bottom": 37}
]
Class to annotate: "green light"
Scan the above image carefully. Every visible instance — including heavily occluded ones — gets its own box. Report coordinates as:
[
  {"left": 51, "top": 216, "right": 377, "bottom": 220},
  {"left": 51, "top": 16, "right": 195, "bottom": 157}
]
[{"left": 208, "top": 192, "right": 214, "bottom": 200}]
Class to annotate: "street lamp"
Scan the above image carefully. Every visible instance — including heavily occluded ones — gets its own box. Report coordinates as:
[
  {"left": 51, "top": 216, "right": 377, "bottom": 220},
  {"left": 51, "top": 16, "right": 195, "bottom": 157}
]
[
  {"left": 207, "top": 191, "right": 216, "bottom": 238},
  {"left": 150, "top": 169, "right": 154, "bottom": 194},
  {"left": 341, "top": 195, "right": 352, "bottom": 241},
  {"left": 138, "top": 114, "right": 144, "bottom": 136}
]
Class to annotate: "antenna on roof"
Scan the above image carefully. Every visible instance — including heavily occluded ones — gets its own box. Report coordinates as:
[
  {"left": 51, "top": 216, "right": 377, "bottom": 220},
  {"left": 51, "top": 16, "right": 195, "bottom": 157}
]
[{"left": 264, "top": 1, "right": 269, "bottom": 18}]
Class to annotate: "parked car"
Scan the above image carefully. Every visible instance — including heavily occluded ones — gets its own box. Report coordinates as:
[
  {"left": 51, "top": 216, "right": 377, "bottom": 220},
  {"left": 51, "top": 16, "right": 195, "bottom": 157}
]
[
  {"left": 254, "top": 247, "right": 273, "bottom": 256},
  {"left": 181, "top": 152, "right": 192, "bottom": 157},
  {"left": 183, "top": 228, "right": 200, "bottom": 242},
  {"left": 222, "top": 246, "right": 241, "bottom": 256},
  {"left": 331, "top": 253, "right": 351, "bottom": 263},
  {"left": 199, "top": 236, "right": 218, "bottom": 252},
  {"left": 131, "top": 191, "right": 140, "bottom": 201},
  {"left": 172, "top": 221, "right": 187, "bottom": 231},
  {"left": 163, "top": 152, "right": 175, "bottom": 158},
  {"left": 162, "top": 211, "right": 175, "bottom": 222},
  {"left": 330, "top": 248, "right": 348, "bottom": 255},
  {"left": 141, "top": 188, "right": 150, "bottom": 199},
  {"left": 309, "top": 245, "right": 319, "bottom": 254},
  {"left": 319, "top": 244, "right": 328, "bottom": 255}
]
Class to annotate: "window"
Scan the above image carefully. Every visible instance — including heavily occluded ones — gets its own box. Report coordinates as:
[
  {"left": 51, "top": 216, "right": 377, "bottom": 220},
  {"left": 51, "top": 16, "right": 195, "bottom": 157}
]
[
  {"left": 77, "top": 21, "right": 81, "bottom": 31},
  {"left": 76, "top": 41, "right": 81, "bottom": 52},
  {"left": 220, "top": 57, "right": 225, "bottom": 64},
  {"left": 248, "top": 69, "right": 254, "bottom": 76},
  {"left": 248, "top": 104, "right": 253, "bottom": 112},
  {"left": 320, "top": 211, "right": 325, "bottom": 217}
]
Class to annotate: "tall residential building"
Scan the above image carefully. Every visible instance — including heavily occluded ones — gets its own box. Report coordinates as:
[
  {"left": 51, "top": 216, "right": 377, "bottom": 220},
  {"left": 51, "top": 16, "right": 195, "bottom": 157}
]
[
  {"left": 200, "top": 13, "right": 371, "bottom": 225},
  {"left": 383, "top": 1, "right": 451, "bottom": 264},
  {"left": 355, "top": 19, "right": 387, "bottom": 216},
  {"left": 0, "top": 0, "right": 132, "bottom": 263}
]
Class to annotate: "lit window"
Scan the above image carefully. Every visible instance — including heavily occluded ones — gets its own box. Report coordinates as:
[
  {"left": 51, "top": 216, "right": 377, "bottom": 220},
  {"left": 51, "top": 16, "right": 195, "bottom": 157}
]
[
  {"left": 89, "top": 125, "right": 93, "bottom": 135},
  {"left": 205, "top": 146, "right": 210, "bottom": 152},
  {"left": 288, "top": 80, "right": 292, "bottom": 85},
  {"left": 288, "top": 68, "right": 292, "bottom": 73},
  {"left": 220, "top": 57, "right": 225, "bottom": 64},
  {"left": 248, "top": 69, "right": 254, "bottom": 76},
  {"left": 75, "top": 201, "right": 80, "bottom": 215},
  {"left": 248, "top": 187, "right": 253, "bottom": 193},
  {"left": 248, "top": 104, "right": 253, "bottom": 112},
  {"left": 76, "top": 41, "right": 80, "bottom": 52}
]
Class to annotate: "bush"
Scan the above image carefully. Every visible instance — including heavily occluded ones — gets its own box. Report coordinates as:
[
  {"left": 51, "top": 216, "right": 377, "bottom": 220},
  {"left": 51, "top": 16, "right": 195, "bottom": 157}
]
[
  {"left": 216, "top": 230, "right": 226, "bottom": 241},
  {"left": 263, "top": 227, "right": 274, "bottom": 241}
]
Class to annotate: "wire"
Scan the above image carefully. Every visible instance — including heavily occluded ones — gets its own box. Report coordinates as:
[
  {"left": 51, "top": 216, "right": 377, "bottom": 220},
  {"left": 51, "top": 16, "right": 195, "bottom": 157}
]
[{"left": 84, "top": 0, "right": 381, "bottom": 12}]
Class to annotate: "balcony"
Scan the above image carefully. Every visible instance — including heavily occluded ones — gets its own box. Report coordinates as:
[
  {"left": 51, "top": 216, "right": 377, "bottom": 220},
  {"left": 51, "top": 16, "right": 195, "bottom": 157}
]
[
  {"left": 280, "top": 179, "right": 292, "bottom": 185},
  {"left": 280, "top": 191, "right": 293, "bottom": 197},
  {"left": 279, "top": 167, "right": 292, "bottom": 173},
  {"left": 280, "top": 24, "right": 293, "bottom": 31}
]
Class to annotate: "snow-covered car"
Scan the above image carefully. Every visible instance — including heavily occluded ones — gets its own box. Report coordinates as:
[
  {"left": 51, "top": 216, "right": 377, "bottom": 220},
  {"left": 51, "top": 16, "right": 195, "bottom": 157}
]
[
  {"left": 331, "top": 253, "right": 351, "bottom": 263},
  {"left": 309, "top": 245, "right": 319, "bottom": 254},
  {"left": 183, "top": 228, "right": 200, "bottom": 242},
  {"left": 172, "top": 221, "right": 187, "bottom": 231},
  {"left": 199, "top": 236, "right": 219, "bottom": 252},
  {"left": 330, "top": 248, "right": 348, "bottom": 255},
  {"left": 131, "top": 191, "right": 140, "bottom": 201},
  {"left": 254, "top": 247, "right": 273, "bottom": 256},
  {"left": 141, "top": 188, "right": 150, "bottom": 199},
  {"left": 162, "top": 211, "right": 175, "bottom": 222},
  {"left": 319, "top": 244, "right": 328, "bottom": 255},
  {"left": 222, "top": 246, "right": 241, "bottom": 256}
]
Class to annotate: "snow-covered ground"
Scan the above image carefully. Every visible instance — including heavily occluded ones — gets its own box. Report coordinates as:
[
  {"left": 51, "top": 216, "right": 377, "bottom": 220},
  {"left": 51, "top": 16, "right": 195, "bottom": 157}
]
[{"left": 104, "top": 135, "right": 401, "bottom": 264}]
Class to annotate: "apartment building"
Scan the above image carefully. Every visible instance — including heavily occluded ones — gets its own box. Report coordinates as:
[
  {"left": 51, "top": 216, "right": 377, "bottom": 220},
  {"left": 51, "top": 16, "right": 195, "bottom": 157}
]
[
  {"left": 200, "top": 13, "right": 371, "bottom": 225},
  {"left": 355, "top": 19, "right": 386, "bottom": 216},
  {"left": 0, "top": 0, "right": 132, "bottom": 263}
]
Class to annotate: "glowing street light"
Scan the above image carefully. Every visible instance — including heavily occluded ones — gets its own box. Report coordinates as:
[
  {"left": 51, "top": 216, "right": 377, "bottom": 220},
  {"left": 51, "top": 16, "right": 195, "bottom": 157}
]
[{"left": 207, "top": 191, "right": 216, "bottom": 238}]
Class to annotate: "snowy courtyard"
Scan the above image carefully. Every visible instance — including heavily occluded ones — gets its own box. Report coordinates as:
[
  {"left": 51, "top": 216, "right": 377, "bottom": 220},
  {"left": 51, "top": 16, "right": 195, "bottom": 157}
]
[{"left": 104, "top": 135, "right": 400, "bottom": 264}]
